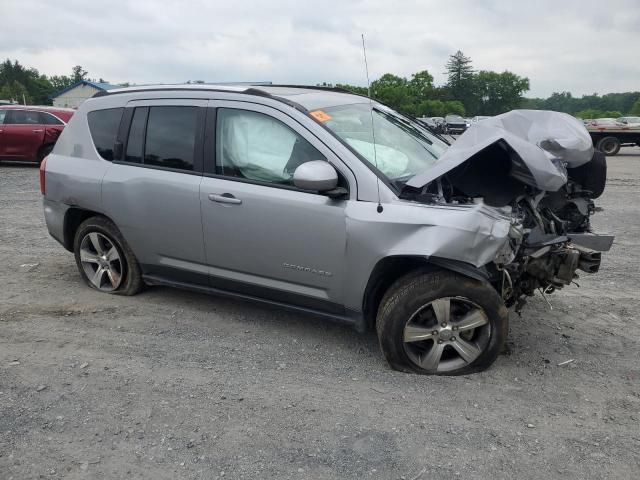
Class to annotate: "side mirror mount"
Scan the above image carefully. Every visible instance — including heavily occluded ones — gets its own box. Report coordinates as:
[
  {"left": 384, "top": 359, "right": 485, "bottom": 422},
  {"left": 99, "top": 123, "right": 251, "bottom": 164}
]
[{"left": 293, "top": 160, "right": 339, "bottom": 193}]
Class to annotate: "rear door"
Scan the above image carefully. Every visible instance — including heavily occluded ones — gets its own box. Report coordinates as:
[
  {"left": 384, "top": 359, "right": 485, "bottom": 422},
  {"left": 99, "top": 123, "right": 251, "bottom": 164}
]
[
  {"left": 1, "top": 109, "right": 45, "bottom": 160},
  {"left": 39, "top": 111, "right": 66, "bottom": 147},
  {"left": 101, "top": 100, "right": 208, "bottom": 284}
]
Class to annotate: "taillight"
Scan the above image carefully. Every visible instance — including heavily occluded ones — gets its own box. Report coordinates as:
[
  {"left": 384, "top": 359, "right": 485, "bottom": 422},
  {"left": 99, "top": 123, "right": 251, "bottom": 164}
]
[{"left": 39, "top": 155, "right": 48, "bottom": 195}]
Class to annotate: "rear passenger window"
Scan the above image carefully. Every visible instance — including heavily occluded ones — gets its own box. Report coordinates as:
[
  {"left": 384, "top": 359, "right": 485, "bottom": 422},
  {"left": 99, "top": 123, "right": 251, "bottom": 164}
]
[
  {"left": 40, "top": 112, "right": 64, "bottom": 125},
  {"left": 88, "top": 108, "right": 124, "bottom": 161},
  {"left": 143, "top": 106, "right": 197, "bottom": 171}
]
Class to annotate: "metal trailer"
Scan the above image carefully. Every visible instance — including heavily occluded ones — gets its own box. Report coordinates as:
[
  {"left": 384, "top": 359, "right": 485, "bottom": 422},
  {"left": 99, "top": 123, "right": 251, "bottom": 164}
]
[{"left": 587, "top": 127, "right": 640, "bottom": 156}]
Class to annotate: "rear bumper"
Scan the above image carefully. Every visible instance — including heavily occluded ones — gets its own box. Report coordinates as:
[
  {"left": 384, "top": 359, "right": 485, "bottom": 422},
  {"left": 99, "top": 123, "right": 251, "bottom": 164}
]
[{"left": 43, "top": 197, "right": 69, "bottom": 249}]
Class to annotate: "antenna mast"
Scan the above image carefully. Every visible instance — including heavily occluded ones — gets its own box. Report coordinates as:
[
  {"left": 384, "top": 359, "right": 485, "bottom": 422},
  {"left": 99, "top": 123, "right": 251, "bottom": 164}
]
[{"left": 361, "top": 34, "right": 383, "bottom": 213}]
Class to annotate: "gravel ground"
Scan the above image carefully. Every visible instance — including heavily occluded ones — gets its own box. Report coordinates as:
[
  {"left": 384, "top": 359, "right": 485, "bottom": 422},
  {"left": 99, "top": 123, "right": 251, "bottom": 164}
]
[{"left": 1, "top": 149, "right": 639, "bottom": 479}]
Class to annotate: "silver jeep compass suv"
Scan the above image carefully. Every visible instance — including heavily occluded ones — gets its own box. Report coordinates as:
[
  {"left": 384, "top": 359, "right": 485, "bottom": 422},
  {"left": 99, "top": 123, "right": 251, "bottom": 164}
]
[{"left": 41, "top": 84, "right": 612, "bottom": 375}]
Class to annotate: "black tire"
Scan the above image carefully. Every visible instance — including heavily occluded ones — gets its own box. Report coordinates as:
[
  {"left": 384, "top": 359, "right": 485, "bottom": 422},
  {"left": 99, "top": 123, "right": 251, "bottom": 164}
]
[
  {"left": 37, "top": 144, "right": 54, "bottom": 165},
  {"left": 567, "top": 150, "right": 607, "bottom": 198},
  {"left": 73, "top": 216, "right": 143, "bottom": 295},
  {"left": 596, "top": 136, "right": 621, "bottom": 156},
  {"left": 376, "top": 269, "right": 508, "bottom": 375}
]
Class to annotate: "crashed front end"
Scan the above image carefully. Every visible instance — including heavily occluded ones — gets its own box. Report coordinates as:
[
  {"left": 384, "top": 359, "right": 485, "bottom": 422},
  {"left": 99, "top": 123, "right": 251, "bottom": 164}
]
[{"left": 402, "top": 109, "right": 614, "bottom": 311}]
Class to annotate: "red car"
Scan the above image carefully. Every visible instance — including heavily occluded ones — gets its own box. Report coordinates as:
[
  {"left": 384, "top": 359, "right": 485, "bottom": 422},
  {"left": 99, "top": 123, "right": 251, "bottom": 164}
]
[{"left": 0, "top": 105, "right": 75, "bottom": 164}]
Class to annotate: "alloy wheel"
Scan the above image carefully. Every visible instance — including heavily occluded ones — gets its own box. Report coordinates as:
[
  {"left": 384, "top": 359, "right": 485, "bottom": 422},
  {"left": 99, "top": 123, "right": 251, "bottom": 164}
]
[
  {"left": 79, "top": 232, "right": 123, "bottom": 291},
  {"left": 403, "top": 297, "right": 491, "bottom": 372}
]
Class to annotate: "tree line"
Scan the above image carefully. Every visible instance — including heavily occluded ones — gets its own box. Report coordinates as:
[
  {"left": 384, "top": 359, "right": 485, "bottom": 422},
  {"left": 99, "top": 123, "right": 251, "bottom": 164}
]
[
  {"left": 330, "top": 51, "right": 640, "bottom": 118},
  {"left": 523, "top": 91, "right": 640, "bottom": 119},
  {"left": 2, "top": 54, "right": 639, "bottom": 118},
  {"left": 327, "top": 50, "right": 531, "bottom": 117},
  {"left": 0, "top": 59, "right": 113, "bottom": 105}
]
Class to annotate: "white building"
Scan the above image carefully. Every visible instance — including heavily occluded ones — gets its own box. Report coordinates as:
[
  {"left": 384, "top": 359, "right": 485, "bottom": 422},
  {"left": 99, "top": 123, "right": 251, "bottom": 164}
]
[{"left": 52, "top": 80, "right": 118, "bottom": 108}]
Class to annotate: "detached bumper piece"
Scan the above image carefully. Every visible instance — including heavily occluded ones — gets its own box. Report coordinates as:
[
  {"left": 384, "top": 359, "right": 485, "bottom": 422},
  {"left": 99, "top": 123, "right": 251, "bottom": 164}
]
[{"left": 523, "top": 232, "right": 613, "bottom": 288}]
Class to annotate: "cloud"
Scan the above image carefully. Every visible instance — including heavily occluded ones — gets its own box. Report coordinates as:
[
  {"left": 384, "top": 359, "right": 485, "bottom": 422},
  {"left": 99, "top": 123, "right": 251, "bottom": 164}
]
[{"left": 1, "top": 0, "right": 639, "bottom": 97}]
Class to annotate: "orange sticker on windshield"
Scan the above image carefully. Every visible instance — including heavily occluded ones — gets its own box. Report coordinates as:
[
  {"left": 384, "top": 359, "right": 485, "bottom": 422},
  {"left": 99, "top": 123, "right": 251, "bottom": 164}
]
[{"left": 310, "top": 110, "right": 332, "bottom": 122}]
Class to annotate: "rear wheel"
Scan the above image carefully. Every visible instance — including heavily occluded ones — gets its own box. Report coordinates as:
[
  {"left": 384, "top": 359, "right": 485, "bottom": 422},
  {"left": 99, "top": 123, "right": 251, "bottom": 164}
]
[
  {"left": 376, "top": 270, "right": 508, "bottom": 375},
  {"left": 596, "top": 136, "right": 621, "bottom": 156},
  {"left": 73, "top": 217, "right": 143, "bottom": 295}
]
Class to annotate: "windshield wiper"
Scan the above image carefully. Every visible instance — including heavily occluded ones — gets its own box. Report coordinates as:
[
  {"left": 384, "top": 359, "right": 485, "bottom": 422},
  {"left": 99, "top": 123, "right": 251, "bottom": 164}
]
[{"left": 376, "top": 109, "right": 434, "bottom": 144}]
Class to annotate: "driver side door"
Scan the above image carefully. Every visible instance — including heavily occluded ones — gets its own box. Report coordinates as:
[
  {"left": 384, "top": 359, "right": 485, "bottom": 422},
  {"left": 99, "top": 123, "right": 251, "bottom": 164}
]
[{"left": 199, "top": 101, "right": 353, "bottom": 313}]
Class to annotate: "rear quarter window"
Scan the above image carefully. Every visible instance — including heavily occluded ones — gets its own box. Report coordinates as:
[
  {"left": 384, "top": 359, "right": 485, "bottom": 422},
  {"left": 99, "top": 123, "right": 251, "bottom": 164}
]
[
  {"left": 40, "top": 112, "right": 64, "bottom": 125},
  {"left": 87, "top": 108, "right": 124, "bottom": 160}
]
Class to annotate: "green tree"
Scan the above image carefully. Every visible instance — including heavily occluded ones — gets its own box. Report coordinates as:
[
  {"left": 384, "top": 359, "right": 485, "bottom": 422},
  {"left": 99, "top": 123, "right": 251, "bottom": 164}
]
[
  {"left": 575, "top": 108, "right": 604, "bottom": 119},
  {"left": 49, "top": 75, "right": 73, "bottom": 91},
  {"left": 408, "top": 70, "right": 434, "bottom": 102},
  {"left": 0, "top": 59, "right": 54, "bottom": 104},
  {"left": 443, "top": 100, "right": 466, "bottom": 116},
  {"left": 0, "top": 80, "right": 31, "bottom": 104},
  {"left": 445, "top": 51, "right": 474, "bottom": 109},
  {"left": 415, "top": 99, "right": 444, "bottom": 117},
  {"left": 370, "top": 73, "right": 412, "bottom": 111},
  {"left": 334, "top": 83, "right": 368, "bottom": 96},
  {"left": 630, "top": 98, "right": 640, "bottom": 115},
  {"left": 473, "top": 70, "right": 530, "bottom": 115},
  {"left": 72, "top": 65, "right": 88, "bottom": 82}
]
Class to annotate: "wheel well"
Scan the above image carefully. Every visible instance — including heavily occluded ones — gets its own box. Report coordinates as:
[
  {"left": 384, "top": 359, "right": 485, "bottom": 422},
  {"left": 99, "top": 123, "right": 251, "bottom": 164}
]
[
  {"left": 362, "top": 256, "right": 431, "bottom": 329},
  {"left": 63, "top": 208, "right": 107, "bottom": 251},
  {"left": 37, "top": 143, "right": 55, "bottom": 158},
  {"left": 362, "top": 256, "right": 493, "bottom": 329}
]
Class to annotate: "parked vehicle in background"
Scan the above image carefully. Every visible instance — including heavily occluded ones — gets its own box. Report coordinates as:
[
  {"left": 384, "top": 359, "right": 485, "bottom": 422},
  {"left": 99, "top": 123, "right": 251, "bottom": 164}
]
[
  {"left": 0, "top": 106, "right": 74, "bottom": 164},
  {"left": 41, "top": 85, "right": 612, "bottom": 375},
  {"left": 585, "top": 117, "right": 640, "bottom": 156},
  {"left": 588, "top": 118, "right": 617, "bottom": 128},
  {"left": 616, "top": 116, "right": 640, "bottom": 127},
  {"left": 417, "top": 116, "right": 446, "bottom": 134},
  {"left": 444, "top": 114, "right": 468, "bottom": 134}
]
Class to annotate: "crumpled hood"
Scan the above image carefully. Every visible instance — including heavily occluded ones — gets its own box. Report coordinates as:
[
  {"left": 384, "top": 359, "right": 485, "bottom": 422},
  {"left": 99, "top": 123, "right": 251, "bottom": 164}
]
[{"left": 407, "top": 109, "right": 594, "bottom": 192}]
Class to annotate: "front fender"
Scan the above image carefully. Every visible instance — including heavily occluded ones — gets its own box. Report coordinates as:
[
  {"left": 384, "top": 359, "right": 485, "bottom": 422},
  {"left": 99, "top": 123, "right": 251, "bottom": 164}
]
[{"left": 342, "top": 200, "right": 511, "bottom": 311}]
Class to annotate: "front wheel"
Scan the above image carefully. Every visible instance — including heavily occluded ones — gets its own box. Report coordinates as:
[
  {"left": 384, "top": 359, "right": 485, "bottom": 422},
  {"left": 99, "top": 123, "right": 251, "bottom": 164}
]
[{"left": 376, "top": 270, "right": 508, "bottom": 375}]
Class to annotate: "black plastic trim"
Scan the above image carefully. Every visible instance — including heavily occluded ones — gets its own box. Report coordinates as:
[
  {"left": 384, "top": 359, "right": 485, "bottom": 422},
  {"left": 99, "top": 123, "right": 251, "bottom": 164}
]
[
  {"left": 203, "top": 106, "right": 216, "bottom": 174},
  {"left": 112, "top": 160, "right": 203, "bottom": 177},
  {"left": 202, "top": 172, "right": 333, "bottom": 195},
  {"left": 141, "top": 270, "right": 365, "bottom": 330}
]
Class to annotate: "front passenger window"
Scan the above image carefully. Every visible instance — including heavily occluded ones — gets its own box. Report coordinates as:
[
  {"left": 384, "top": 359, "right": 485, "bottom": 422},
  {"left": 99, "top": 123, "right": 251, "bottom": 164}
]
[
  {"left": 216, "top": 108, "right": 326, "bottom": 185},
  {"left": 7, "top": 110, "right": 41, "bottom": 124}
]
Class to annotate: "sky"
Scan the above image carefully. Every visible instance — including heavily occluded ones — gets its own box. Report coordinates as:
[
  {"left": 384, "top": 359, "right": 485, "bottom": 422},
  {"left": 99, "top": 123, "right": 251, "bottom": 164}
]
[{"left": 2, "top": 0, "right": 639, "bottom": 98}]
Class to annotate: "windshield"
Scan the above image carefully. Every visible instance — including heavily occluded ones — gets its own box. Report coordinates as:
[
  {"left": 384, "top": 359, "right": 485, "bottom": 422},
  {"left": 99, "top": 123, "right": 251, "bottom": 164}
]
[{"left": 317, "top": 103, "right": 448, "bottom": 184}]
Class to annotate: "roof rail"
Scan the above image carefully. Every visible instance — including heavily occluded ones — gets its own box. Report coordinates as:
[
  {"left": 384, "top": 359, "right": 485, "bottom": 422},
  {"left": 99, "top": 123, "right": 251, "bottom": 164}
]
[
  {"left": 91, "top": 83, "right": 316, "bottom": 112},
  {"left": 263, "top": 84, "right": 353, "bottom": 94}
]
